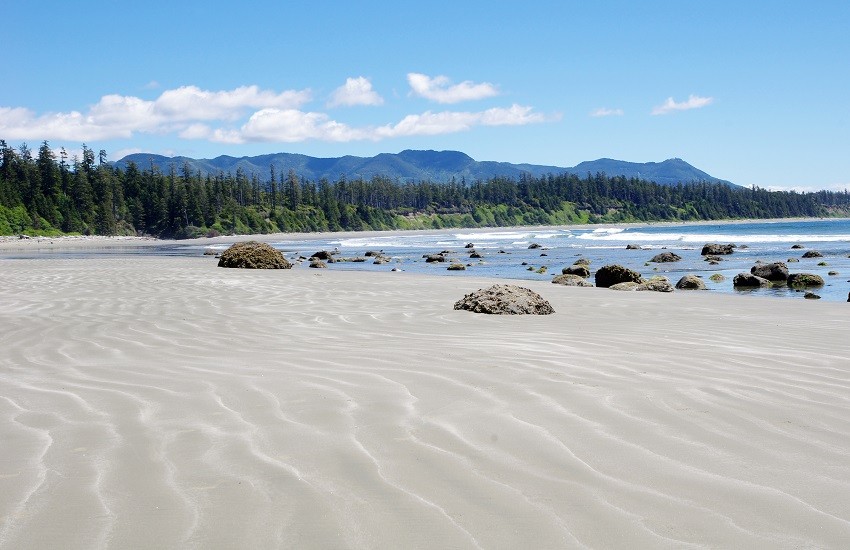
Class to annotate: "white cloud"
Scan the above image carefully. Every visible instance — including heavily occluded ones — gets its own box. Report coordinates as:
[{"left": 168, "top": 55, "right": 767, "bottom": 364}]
[
  {"left": 651, "top": 94, "right": 714, "bottom": 115},
  {"left": 328, "top": 77, "right": 384, "bottom": 107},
  {"left": 590, "top": 107, "right": 624, "bottom": 117},
  {"left": 376, "top": 104, "right": 546, "bottom": 138},
  {"left": 407, "top": 73, "right": 499, "bottom": 104},
  {"left": 237, "top": 108, "right": 366, "bottom": 143}
]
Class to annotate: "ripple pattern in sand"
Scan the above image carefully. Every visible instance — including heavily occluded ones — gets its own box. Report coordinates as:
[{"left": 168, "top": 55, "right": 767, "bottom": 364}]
[{"left": 1, "top": 257, "right": 849, "bottom": 549}]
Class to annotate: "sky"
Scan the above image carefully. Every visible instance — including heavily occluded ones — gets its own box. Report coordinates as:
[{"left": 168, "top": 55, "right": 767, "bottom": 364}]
[{"left": 2, "top": 1, "right": 849, "bottom": 190}]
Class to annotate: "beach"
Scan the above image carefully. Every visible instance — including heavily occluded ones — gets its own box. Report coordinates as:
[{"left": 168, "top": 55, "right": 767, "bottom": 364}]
[{"left": 1, "top": 251, "right": 849, "bottom": 548}]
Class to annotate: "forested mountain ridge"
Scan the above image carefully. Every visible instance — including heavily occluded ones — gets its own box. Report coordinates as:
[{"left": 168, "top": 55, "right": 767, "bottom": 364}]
[
  {"left": 114, "top": 149, "right": 737, "bottom": 187},
  {"left": 2, "top": 140, "right": 848, "bottom": 238}
]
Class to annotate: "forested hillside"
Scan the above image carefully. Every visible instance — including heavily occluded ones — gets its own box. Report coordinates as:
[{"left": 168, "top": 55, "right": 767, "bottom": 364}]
[{"left": 2, "top": 141, "right": 849, "bottom": 238}]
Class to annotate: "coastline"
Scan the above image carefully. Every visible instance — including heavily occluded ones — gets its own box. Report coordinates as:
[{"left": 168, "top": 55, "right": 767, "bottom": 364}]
[{"left": 1, "top": 255, "right": 848, "bottom": 548}]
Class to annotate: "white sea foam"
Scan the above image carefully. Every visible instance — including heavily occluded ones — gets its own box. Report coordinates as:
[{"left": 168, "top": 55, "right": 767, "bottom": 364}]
[{"left": 576, "top": 231, "right": 850, "bottom": 243}]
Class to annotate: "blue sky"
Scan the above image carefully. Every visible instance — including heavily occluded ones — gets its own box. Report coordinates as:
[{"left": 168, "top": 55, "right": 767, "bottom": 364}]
[{"left": 2, "top": 1, "right": 848, "bottom": 190}]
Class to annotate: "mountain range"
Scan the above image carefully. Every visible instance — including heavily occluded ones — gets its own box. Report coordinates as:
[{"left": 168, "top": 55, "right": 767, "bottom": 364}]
[{"left": 114, "top": 150, "right": 736, "bottom": 187}]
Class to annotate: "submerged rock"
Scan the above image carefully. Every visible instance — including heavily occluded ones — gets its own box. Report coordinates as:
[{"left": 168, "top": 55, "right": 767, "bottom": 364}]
[
  {"left": 217, "top": 241, "right": 292, "bottom": 269},
  {"left": 454, "top": 284, "right": 554, "bottom": 315}
]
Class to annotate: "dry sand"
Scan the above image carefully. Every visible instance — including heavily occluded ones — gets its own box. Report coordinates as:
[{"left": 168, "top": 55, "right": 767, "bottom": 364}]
[{"left": 1, "top": 254, "right": 849, "bottom": 549}]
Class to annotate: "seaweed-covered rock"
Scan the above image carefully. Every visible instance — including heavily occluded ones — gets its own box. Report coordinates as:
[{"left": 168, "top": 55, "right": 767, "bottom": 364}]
[
  {"left": 217, "top": 241, "right": 292, "bottom": 269},
  {"left": 676, "top": 275, "right": 707, "bottom": 290},
  {"left": 551, "top": 274, "right": 594, "bottom": 287},
  {"left": 787, "top": 273, "right": 825, "bottom": 287},
  {"left": 650, "top": 252, "right": 682, "bottom": 263},
  {"left": 750, "top": 261, "right": 789, "bottom": 282},
  {"left": 733, "top": 273, "right": 771, "bottom": 287},
  {"left": 454, "top": 284, "right": 554, "bottom": 315},
  {"left": 701, "top": 243, "right": 735, "bottom": 255},
  {"left": 609, "top": 282, "right": 642, "bottom": 291},
  {"left": 802, "top": 250, "right": 823, "bottom": 258},
  {"left": 573, "top": 258, "right": 591, "bottom": 266},
  {"left": 804, "top": 292, "right": 821, "bottom": 300},
  {"left": 637, "top": 277, "right": 675, "bottom": 292},
  {"left": 447, "top": 263, "right": 466, "bottom": 271},
  {"left": 709, "top": 273, "right": 726, "bottom": 282},
  {"left": 594, "top": 264, "right": 643, "bottom": 288},
  {"left": 561, "top": 264, "right": 590, "bottom": 278}
]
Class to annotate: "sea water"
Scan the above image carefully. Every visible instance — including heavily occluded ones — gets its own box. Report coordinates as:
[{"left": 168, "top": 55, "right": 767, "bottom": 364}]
[{"left": 258, "top": 219, "right": 850, "bottom": 303}]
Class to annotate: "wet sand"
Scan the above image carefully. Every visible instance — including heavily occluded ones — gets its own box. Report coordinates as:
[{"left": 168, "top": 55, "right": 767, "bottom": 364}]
[{"left": 1, "top": 254, "right": 849, "bottom": 548}]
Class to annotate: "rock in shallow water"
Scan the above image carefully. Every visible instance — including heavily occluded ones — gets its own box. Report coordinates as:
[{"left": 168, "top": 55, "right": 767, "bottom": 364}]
[{"left": 454, "top": 284, "right": 554, "bottom": 315}]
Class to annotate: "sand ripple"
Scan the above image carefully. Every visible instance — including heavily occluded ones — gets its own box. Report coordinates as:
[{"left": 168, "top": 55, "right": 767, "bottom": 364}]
[{"left": 1, "top": 257, "right": 849, "bottom": 548}]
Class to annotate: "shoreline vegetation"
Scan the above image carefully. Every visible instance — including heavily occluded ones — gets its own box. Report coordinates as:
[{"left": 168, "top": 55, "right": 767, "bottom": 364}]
[{"left": 3, "top": 141, "right": 850, "bottom": 239}]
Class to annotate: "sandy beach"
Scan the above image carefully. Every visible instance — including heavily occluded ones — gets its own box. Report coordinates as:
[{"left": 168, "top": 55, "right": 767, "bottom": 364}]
[{"left": 1, "top": 252, "right": 849, "bottom": 548}]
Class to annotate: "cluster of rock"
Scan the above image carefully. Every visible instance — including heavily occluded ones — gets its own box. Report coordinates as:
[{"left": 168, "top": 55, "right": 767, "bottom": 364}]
[
  {"left": 732, "top": 261, "right": 824, "bottom": 289},
  {"left": 217, "top": 241, "right": 292, "bottom": 269},
  {"left": 454, "top": 284, "right": 554, "bottom": 315}
]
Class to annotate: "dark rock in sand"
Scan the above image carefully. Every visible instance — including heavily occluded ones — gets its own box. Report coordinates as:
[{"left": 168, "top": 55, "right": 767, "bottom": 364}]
[
  {"left": 561, "top": 265, "right": 590, "bottom": 278},
  {"left": 802, "top": 250, "right": 823, "bottom": 258},
  {"left": 650, "top": 252, "right": 682, "bottom": 263},
  {"left": 551, "top": 274, "right": 594, "bottom": 287},
  {"left": 750, "top": 261, "right": 789, "bottom": 282},
  {"left": 454, "top": 284, "right": 554, "bottom": 315},
  {"left": 787, "top": 273, "right": 824, "bottom": 287},
  {"left": 217, "top": 241, "right": 292, "bottom": 269},
  {"left": 676, "top": 275, "right": 707, "bottom": 290},
  {"left": 701, "top": 243, "right": 735, "bottom": 255},
  {"left": 733, "top": 273, "right": 771, "bottom": 287},
  {"left": 595, "top": 264, "right": 643, "bottom": 288}
]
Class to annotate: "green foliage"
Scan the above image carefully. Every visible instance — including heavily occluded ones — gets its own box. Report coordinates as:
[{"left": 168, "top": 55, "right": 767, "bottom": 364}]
[{"left": 2, "top": 140, "right": 850, "bottom": 238}]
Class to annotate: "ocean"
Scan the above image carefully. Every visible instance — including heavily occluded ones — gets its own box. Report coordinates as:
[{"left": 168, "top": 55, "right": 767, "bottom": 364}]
[{"left": 244, "top": 218, "right": 850, "bottom": 303}]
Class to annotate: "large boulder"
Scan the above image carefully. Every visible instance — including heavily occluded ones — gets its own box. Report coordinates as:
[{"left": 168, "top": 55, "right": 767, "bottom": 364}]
[
  {"left": 424, "top": 254, "right": 447, "bottom": 263},
  {"left": 454, "top": 284, "right": 554, "bottom": 315},
  {"left": 650, "top": 252, "right": 682, "bottom": 263},
  {"left": 701, "top": 243, "right": 735, "bottom": 255},
  {"left": 561, "top": 264, "right": 590, "bottom": 278},
  {"left": 551, "top": 274, "right": 594, "bottom": 287},
  {"left": 637, "top": 277, "right": 675, "bottom": 292},
  {"left": 787, "top": 273, "right": 825, "bottom": 287},
  {"left": 675, "top": 275, "right": 707, "bottom": 290},
  {"left": 802, "top": 250, "right": 823, "bottom": 258},
  {"left": 311, "top": 250, "right": 335, "bottom": 260},
  {"left": 750, "top": 261, "right": 789, "bottom": 282},
  {"left": 733, "top": 273, "right": 771, "bottom": 287},
  {"left": 217, "top": 241, "right": 292, "bottom": 269},
  {"left": 595, "top": 264, "right": 643, "bottom": 288}
]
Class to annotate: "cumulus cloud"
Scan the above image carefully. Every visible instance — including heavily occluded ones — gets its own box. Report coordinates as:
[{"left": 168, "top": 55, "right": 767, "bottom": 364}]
[
  {"left": 0, "top": 81, "right": 548, "bottom": 145},
  {"left": 328, "top": 77, "right": 384, "bottom": 107},
  {"left": 651, "top": 94, "right": 714, "bottom": 115},
  {"left": 590, "top": 107, "right": 624, "bottom": 117},
  {"left": 407, "top": 73, "right": 499, "bottom": 104}
]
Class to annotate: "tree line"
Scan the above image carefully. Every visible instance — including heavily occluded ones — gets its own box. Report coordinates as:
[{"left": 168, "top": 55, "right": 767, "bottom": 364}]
[{"left": 2, "top": 140, "right": 849, "bottom": 237}]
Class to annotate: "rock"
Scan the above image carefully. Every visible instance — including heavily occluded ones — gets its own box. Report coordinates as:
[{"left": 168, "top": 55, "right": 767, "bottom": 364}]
[
  {"left": 425, "top": 254, "right": 446, "bottom": 263},
  {"left": 750, "top": 261, "right": 789, "bottom": 282},
  {"left": 703, "top": 255, "right": 723, "bottom": 262},
  {"left": 650, "top": 252, "right": 682, "bottom": 263},
  {"left": 787, "top": 273, "right": 825, "bottom": 287},
  {"left": 804, "top": 292, "right": 821, "bottom": 300},
  {"left": 636, "top": 277, "right": 675, "bottom": 292},
  {"left": 701, "top": 243, "right": 735, "bottom": 255},
  {"left": 311, "top": 250, "right": 334, "bottom": 260},
  {"left": 561, "top": 265, "right": 590, "bottom": 278},
  {"left": 203, "top": 248, "right": 217, "bottom": 256},
  {"left": 594, "top": 264, "right": 643, "bottom": 288},
  {"left": 309, "top": 260, "right": 327, "bottom": 268},
  {"left": 217, "top": 241, "right": 292, "bottom": 269},
  {"left": 733, "top": 273, "right": 771, "bottom": 287},
  {"left": 447, "top": 263, "right": 466, "bottom": 271},
  {"left": 787, "top": 258, "right": 800, "bottom": 262},
  {"left": 802, "top": 250, "right": 823, "bottom": 258},
  {"left": 626, "top": 244, "right": 642, "bottom": 250},
  {"left": 535, "top": 266, "right": 548, "bottom": 274},
  {"left": 609, "top": 282, "right": 641, "bottom": 291},
  {"left": 676, "top": 275, "right": 707, "bottom": 290},
  {"left": 469, "top": 251, "right": 482, "bottom": 258},
  {"left": 551, "top": 274, "right": 594, "bottom": 287},
  {"left": 373, "top": 256, "right": 391, "bottom": 265},
  {"left": 791, "top": 244, "right": 804, "bottom": 249},
  {"left": 709, "top": 274, "right": 726, "bottom": 282},
  {"left": 528, "top": 243, "right": 542, "bottom": 249},
  {"left": 454, "top": 284, "right": 554, "bottom": 315},
  {"left": 465, "top": 242, "right": 475, "bottom": 248},
  {"left": 828, "top": 270, "right": 838, "bottom": 276},
  {"left": 573, "top": 258, "right": 590, "bottom": 266},
  {"left": 364, "top": 250, "right": 382, "bottom": 257}
]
